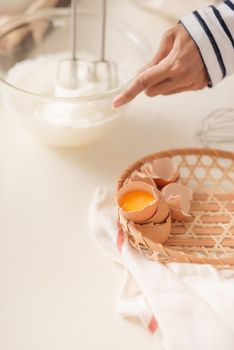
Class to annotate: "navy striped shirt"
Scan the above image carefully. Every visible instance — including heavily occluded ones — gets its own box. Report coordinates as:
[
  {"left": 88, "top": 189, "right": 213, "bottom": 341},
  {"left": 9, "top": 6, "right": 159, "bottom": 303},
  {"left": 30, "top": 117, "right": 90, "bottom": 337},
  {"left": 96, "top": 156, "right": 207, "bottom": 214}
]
[{"left": 181, "top": 0, "right": 234, "bottom": 86}]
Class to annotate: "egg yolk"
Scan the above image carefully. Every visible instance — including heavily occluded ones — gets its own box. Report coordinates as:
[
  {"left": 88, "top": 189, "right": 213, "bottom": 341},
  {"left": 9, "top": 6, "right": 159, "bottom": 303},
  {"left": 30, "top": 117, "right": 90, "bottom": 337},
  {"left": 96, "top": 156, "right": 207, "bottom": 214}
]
[{"left": 120, "top": 191, "right": 155, "bottom": 212}]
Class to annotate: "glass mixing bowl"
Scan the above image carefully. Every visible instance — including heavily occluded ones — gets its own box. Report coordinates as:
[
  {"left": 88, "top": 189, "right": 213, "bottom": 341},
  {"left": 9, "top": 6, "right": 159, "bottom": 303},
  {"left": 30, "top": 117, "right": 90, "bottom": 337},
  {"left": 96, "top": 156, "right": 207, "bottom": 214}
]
[{"left": 0, "top": 8, "right": 151, "bottom": 147}]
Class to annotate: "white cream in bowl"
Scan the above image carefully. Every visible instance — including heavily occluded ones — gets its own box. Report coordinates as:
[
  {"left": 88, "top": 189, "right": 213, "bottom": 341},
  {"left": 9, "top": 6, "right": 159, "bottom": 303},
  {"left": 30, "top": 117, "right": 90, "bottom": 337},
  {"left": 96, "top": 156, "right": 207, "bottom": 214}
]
[{"left": 3, "top": 53, "right": 122, "bottom": 147}]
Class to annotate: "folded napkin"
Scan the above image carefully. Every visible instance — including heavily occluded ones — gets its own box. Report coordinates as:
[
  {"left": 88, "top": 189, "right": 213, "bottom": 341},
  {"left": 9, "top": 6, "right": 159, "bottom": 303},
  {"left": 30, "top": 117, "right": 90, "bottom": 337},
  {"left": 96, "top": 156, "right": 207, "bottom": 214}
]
[{"left": 89, "top": 187, "right": 234, "bottom": 350}]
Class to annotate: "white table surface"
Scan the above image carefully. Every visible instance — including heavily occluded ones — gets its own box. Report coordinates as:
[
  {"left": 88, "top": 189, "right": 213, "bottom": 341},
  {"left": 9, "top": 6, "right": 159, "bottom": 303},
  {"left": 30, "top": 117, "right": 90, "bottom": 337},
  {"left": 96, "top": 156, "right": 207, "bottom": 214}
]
[{"left": 1, "top": 1, "right": 234, "bottom": 349}]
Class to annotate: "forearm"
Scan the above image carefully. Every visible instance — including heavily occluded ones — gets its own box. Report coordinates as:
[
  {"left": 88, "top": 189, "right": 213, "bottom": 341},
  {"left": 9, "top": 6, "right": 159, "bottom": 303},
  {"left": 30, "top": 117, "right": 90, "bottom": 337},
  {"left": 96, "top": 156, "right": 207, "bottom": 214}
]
[{"left": 180, "top": 1, "right": 234, "bottom": 86}]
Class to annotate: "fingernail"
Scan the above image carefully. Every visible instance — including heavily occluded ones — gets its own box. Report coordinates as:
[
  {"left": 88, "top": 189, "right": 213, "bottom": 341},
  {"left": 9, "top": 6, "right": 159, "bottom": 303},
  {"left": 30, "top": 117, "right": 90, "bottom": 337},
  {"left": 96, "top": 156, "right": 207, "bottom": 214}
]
[{"left": 112, "top": 97, "right": 124, "bottom": 109}]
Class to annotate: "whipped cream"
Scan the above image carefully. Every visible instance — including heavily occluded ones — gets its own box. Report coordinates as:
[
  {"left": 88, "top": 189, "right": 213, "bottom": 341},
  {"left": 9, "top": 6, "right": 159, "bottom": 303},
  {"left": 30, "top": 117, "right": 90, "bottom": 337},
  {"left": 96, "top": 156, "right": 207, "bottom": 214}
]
[{"left": 4, "top": 53, "right": 121, "bottom": 146}]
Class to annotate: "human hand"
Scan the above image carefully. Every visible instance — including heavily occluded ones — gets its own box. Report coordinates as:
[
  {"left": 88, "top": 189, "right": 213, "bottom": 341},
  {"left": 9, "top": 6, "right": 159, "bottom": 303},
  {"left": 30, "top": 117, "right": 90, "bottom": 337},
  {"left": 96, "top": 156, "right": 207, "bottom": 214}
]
[{"left": 113, "top": 23, "right": 209, "bottom": 108}]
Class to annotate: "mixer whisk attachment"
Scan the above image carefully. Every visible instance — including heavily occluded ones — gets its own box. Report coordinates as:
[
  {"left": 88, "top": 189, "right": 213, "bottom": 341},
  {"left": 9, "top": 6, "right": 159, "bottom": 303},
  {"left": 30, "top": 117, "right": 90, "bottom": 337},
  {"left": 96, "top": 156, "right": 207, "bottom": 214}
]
[{"left": 57, "top": 0, "right": 118, "bottom": 93}]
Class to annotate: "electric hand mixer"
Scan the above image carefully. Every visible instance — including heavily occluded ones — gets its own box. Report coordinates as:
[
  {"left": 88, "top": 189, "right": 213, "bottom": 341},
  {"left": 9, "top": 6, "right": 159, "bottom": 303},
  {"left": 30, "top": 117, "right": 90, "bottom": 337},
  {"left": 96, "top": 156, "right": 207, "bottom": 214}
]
[{"left": 57, "top": 0, "right": 118, "bottom": 93}]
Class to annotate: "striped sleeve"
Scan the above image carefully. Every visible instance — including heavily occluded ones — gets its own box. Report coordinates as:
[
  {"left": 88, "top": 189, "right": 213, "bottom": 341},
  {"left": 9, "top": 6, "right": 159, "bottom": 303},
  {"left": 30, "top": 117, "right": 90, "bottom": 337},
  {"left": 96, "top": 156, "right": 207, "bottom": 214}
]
[{"left": 180, "top": 1, "right": 234, "bottom": 86}]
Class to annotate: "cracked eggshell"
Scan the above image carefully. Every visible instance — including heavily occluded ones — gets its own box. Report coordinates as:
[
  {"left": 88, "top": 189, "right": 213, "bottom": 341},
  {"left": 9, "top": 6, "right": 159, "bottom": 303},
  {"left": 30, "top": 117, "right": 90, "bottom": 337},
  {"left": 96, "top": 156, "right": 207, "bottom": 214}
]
[
  {"left": 128, "top": 170, "right": 157, "bottom": 188},
  {"left": 142, "top": 157, "right": 179, "bottom": 188},
  {"left": 128, "top": 222, "right": 147, "bottom": 246},
  {"left": 132, "top": 213, "right": 171, "bottom": 245},
  {"left": 146, "top": 190, "right": 170, "bottom": 224},
  {"left": 162, "top": 183, "right": 193, "bottom": 221},
  {"left": 116, "top": 181, "right": 158, "bottom": 224}
]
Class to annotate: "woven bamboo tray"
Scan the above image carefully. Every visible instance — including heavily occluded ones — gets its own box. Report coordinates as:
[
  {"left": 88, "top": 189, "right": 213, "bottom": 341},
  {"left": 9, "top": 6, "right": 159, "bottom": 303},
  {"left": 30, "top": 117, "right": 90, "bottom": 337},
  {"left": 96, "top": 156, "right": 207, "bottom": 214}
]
[{"left": 117, "top": 148, "right": 234, "bottom": 266}]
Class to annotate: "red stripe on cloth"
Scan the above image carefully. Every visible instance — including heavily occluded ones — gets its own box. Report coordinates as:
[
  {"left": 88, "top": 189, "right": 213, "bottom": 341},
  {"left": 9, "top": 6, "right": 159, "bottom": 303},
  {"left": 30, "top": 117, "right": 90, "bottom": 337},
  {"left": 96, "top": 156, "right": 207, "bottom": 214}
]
[
  {"left": 148, "top": 316, "right": 158, "bottom": 333},
  {"left": 117, "top": 222, "right": 124, "bottom": 253}
]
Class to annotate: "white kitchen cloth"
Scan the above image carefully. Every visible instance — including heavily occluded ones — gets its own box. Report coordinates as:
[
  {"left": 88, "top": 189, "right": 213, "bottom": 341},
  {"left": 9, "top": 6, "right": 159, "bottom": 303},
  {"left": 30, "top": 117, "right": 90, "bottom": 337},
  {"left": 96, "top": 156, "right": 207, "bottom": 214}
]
[{"left": 89, "top": 187, "right": 234, "bottom": 350}]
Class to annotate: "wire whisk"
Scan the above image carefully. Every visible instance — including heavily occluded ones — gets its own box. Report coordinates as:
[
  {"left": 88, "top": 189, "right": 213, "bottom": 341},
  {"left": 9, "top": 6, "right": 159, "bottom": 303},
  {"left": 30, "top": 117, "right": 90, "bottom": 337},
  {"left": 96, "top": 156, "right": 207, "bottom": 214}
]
[{"left": 195, "top": 108, "right": 234, "bottom": 150}]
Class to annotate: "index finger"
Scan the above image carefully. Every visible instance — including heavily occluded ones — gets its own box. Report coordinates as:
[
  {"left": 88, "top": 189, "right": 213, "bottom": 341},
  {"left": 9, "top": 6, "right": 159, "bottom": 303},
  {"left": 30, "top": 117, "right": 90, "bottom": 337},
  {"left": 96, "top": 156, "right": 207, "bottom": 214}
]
[{"left": 112, "top": 62, "right": 170, "bottom": 108}]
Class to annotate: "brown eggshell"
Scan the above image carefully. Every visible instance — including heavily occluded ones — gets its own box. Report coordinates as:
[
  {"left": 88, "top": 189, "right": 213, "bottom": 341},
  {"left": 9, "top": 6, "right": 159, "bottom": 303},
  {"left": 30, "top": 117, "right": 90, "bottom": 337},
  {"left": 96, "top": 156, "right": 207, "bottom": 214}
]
[
  {"left": 170, "top": 208, "right": 193, "bottom": 222},
  {"left": 128, "top": 170, "right": 157, "bottom": 188},
  {"left": 162, "top": 183, "right": 193, "bottom": 221},
  {"left": 142, "top": 157, "right": 179, "bottom": 187},
  {"left": 116, "top": 181, "right": 158, "bottom": 224},
  {"left": 132, "top": 213, "right": 171, "bottom": 245},
  {"left": 127, "top": 222, "right": 147, "bottom": 246},
  {"left": 146, "top": 191, "right": 170, "bottom": 224}
]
